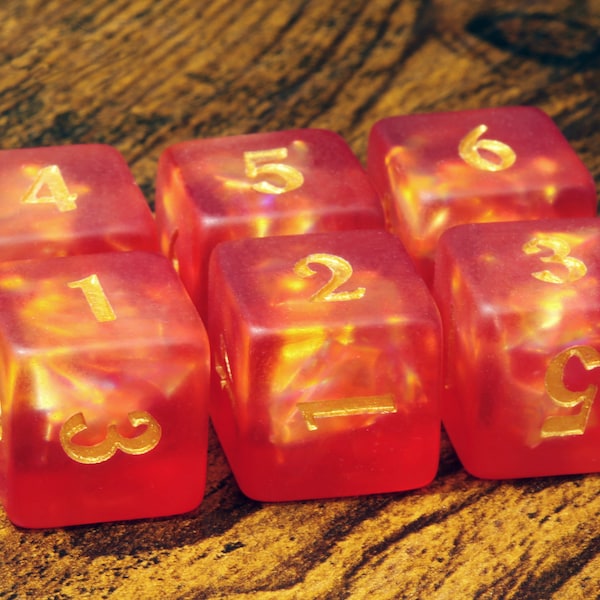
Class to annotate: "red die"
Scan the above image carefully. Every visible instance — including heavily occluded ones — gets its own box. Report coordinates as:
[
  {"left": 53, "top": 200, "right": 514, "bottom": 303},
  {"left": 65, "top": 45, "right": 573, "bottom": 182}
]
[
  {"left": 367, "top": 107, "right": 597, "bottom": 284},
  {"left": 208, "top": 230, "right": 441, "bottom": 501},
  {"left": 434, "top": 219, "right": 600, "bottom": 479},
  {"left": 0, "top": 252, "right": 209, "bottom": 528},
  {"left": 155, "top": 129, "right": 384, "bottom": 316},
  {"left": 0, "top": 144, "right": 159, "bottom": 261}
]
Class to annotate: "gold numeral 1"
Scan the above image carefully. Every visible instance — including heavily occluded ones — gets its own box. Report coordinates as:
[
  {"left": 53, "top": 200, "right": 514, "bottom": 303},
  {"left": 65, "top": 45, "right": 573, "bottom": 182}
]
[
  {"left": 244, "top": 147, "right": 304, "bottom": 194},
  {"left": 522, "top": 235, "right": 587, "bottom": 284},
  {"left": 298, "top": 394, "right": 396, "bottom": 431},
  {"left": 542, "top": 345, "right": 599, "bottom": 438},
  {"left": 60, "top": 411, "right": 162, "bottom": 464},
  {"left": 458, "top": 124, "right": 516, "bottom": 172},
  {"left": 294, "top": 253, "right": 366, "bottom": 302},
  {"left": 68, "top": 274, "right": 116, "bottom": 322},
  {"left": 21, "top": 165, "right": 78, "bottom": 212}
]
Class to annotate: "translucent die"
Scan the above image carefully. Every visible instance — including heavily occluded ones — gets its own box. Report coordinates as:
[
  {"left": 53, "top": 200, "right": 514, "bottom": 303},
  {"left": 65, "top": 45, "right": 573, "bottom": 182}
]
[
  {"left": 208, "top": 230, "right": 441, "bottom": 501},
  {"left": 434, "top": 219, "right": 600, "bottom": 479},
  {"left": 0, "top": 145, "right": 159, "bottom": 261},
  {"left": 367, "top": 107, "right": 597, "bottom": 284},
  {"left": 0, "top": 252, "right": 209, "bottom": 528},
  {"left": 155, "top": 129, "right": 385, "bottom": 316}
]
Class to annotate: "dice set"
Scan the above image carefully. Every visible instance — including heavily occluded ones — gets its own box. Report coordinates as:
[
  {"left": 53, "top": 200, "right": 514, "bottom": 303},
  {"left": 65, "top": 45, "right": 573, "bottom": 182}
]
[{"left": 0, "top": 106, "right": 596, "bottom": 527}]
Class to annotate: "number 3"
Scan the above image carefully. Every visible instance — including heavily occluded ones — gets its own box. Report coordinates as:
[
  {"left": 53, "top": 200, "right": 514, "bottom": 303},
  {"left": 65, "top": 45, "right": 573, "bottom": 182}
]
[
  {"left": 60, "top": 411, "right": 162, "bottom": 464},
  {"left": 244, "top": 147, "right": 304, "bottom": 194},
  {"left": 522, "top": 235, "right": 587, "bottom": 284}
]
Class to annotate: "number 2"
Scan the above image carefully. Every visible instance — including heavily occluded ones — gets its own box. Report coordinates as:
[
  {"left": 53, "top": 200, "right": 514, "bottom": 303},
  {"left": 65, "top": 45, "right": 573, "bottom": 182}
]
[
  {"left": 244, "top": 147, "right": 304, "bottom": 194},
  {"left": 542, "top": 345, "right": 599, "bottom": 438},
  {"left": 294, "top": 253, "right": 366, "bottom": 302}
]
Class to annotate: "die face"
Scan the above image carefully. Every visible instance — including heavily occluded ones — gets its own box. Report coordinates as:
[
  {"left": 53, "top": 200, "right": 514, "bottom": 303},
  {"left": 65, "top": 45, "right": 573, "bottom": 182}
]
[
  {"left": 0, "top": 145, "right": 159, "bottom": 262},
  {"left": 0, "top": 252, "right": 209, "bottom": 527},
  {"left": 208, "top": 230, "right": 441, "bottom": 501},
  {"left": 367, "top": 106, "right": 597, "bottom": 284},
  {"left": 155, "top": 128, "right": 385, "bottom": 316},
  {"left": 434, "top": 219, "right": 600, "bottom": 479}
]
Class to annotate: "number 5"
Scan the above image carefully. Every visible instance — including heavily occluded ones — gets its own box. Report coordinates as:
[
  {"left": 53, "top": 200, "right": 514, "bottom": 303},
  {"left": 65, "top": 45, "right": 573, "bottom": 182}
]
[{"left": 244, "top": 147, "right": 304, "bottom": 195}]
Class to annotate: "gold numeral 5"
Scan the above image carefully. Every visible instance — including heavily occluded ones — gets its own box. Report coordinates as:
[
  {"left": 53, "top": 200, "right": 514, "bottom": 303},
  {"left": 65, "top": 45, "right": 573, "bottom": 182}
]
[
  {"left": 244, "top": 147, "right": 304, "bottom": 194},
  {"left": 68, "top": 274, "right": 117, "bottom": 322},
  {"left": 522, "top": 235, "right": 587, "bottom": 284},
  {"left": 21, "top": 165, "right": 78, "bottom": 212},
  {"left": 542, "top": 345, "right": 599, "bottom": 438},
  {"left": 294, "top": 253, "right": 366, "bottom": 302},
  {"left": 458, "top": 124, "right": 516, "bottom": 172},
  {"left": 60, "top": 411, "right": 162, "bottom": 464}
]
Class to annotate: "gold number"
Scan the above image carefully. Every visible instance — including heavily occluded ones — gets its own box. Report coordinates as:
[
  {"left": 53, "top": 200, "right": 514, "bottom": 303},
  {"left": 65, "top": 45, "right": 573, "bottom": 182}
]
[
  {"left": 244, "top": 147, "right": 304, "bottom": 194},
  {"left": 522, "top": 236, "right": 587, "bottom": 284},
  {"left": 298, "top": 394, "right": 396, "bottom": 431},
  {"left": 542, "top": 345, "right": 599, "bottom": 438},
  {"left": 68, "top": 274, "right": 117, "bottom": 322},
  {"left": 21, "top": 165, "right": 78, "bottom": 212},
  {"left": 458, "top": 124, "right": 516, "bottom": 172},
  {"left": 60, "top": 411, "right": 162, "bottom": 464},
  {"left": 215, "top": 334, "right": 235, "bottom": 401},
  {"left": 293, "top": 253, "right": 366, "bottom": 302}
]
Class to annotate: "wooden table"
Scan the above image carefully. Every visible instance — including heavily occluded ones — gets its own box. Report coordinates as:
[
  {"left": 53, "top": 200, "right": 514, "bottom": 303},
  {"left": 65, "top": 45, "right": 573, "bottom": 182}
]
[{"left": 1, "top": 1, "right": 599, "bottom": 598}]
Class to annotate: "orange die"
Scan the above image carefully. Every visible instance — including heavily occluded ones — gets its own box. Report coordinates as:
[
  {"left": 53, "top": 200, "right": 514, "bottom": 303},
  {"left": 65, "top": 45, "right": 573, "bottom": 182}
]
[
  {"left": 0, "top": 144, "right": 158, "bottom": 261},
  {"left": 0, "top": 252, "right": 209, "bottom": 528},
  {"left": 155, "top": 129, "right": 385, "bottom": 316},
  {"left": 367, "top": 106, "right": 597, "bottom": 284},
  {"left": 208, "top": 230, "right": 441, "bottom": 501},
  {"left": 434, "top": 219, "right": 600, "bottom": 479}
]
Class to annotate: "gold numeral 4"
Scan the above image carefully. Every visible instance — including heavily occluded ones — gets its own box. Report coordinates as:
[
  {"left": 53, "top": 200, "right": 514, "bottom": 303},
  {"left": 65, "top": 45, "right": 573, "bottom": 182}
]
[
  {"left": 21, "top": 165, "right": 78, "bottom": 212},
  {"left": 244, "top": 147, "right": 304, "bottom": 194}
]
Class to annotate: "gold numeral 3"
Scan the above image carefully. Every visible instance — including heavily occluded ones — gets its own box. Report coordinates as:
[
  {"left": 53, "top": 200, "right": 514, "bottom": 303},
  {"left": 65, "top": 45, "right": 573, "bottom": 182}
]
[
  {"left": 60, "top": 411, "right": 162, "bottom": 464},
  {"left": 522, "top": 235, "right": 587, "bottom": 284}
]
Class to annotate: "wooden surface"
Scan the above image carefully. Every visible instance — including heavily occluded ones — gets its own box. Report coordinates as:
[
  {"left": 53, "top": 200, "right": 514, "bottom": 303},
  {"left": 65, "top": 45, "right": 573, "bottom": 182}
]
[{"left": 1, "top": 1, "right": 600, "bottom": 598}]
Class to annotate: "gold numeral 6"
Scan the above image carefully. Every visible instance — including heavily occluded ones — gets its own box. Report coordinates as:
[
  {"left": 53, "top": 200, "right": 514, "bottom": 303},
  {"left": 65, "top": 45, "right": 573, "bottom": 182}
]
[
  {"left": 522, "top": 235, "right": 587, "bottom": 284},
  {"left": 294, "top": 253, "right": 366, "bottom": 302},
  {"left": 458, "top": 124, "right": 516, "bottom": 172},
  {"left": 244, "top": 147, "right": 304, "bottom": 195},
  {"left": 60, "top": 411, "right": 162, "bottom": 464},
  {"left": 542, "top": 345, "right": 599, "bottom": 438}
]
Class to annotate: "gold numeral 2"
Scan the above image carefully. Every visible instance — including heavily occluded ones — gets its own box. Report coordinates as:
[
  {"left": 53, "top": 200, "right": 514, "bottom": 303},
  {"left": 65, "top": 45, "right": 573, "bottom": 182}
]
[
  {"left": 60, "top": 411, "right": 162, "bottom": 464},
  {"left": 298, "top": 394, "right": 396, "bottom": 431},
  {"left": 68, "top": 274, "right": 117, "bottom": 322},
  {"left": 522, "top": 235, "right": 587, "bottom": 284},
  {"left": 458, "top": 124, "right": 516, "bottom": 172},
  {"left": 21, "top": 165, "right": 78, "bottom": 212},
  {"left": 294, "top": 253, "right": 366, "bottom": 302},
  {"left": 244, "top": 147, "right": 304, "bottom": 194},
  {"left": 542, "top": 345, "right": 599, "bottom": 438}
]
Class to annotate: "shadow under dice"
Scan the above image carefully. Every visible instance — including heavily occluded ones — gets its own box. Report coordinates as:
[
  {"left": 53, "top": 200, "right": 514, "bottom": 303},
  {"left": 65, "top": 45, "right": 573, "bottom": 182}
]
[
  {"left": 0, "top": 252, "right": 209, "bottom": 528},
  {"left": 0, "top": 144, "right": 159, "bottom": 261},
  {"left": 367, "top": 106, "right": 597, "bottom": 285},
  {"left": 434, "top": 219, "right": 600, "bottom": 479},
  {"left": 155, "top": 128, "right": 384, "bottom": 317},
  {"left": 208, "top": 230, "right": 441, "bottom": 501}
]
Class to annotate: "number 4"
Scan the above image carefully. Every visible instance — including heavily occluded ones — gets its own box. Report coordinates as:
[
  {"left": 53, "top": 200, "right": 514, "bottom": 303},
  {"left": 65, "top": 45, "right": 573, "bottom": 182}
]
[{"left": 21, "top": 165, "right": 78, "bottom": 212}]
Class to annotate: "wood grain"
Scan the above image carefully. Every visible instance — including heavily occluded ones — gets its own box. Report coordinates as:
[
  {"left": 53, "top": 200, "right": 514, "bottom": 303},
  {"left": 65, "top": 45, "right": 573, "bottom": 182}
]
[{"left": 0, "top": 0, "right": 599, "bottom": 598}]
